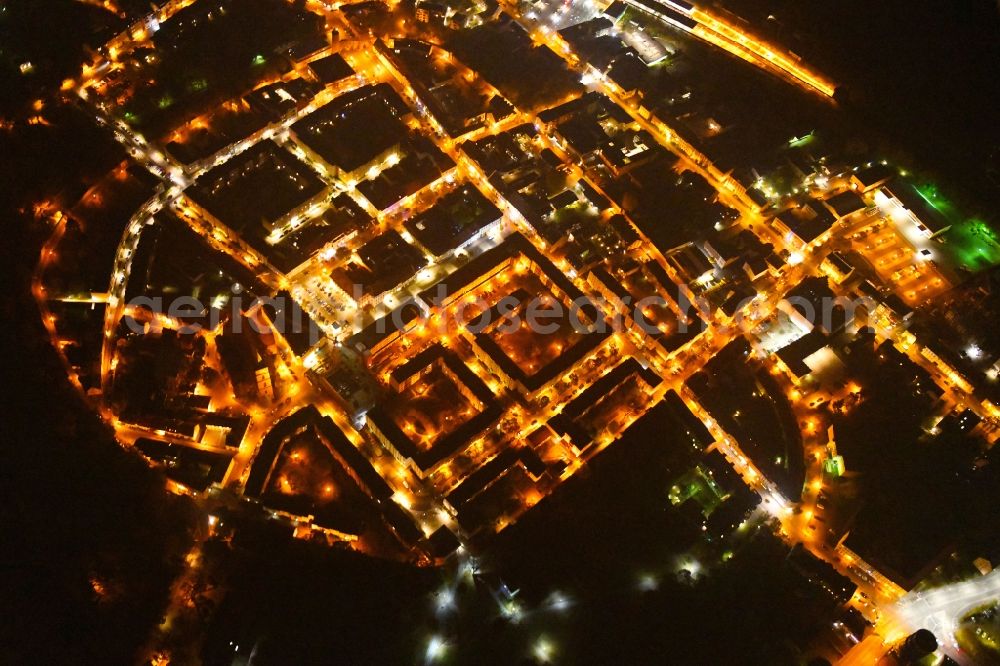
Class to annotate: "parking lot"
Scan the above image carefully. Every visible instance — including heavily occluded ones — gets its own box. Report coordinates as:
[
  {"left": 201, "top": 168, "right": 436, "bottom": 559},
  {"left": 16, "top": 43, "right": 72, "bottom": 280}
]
[{"left": 850, "top": 216, "right": 949, "bottom": 306}]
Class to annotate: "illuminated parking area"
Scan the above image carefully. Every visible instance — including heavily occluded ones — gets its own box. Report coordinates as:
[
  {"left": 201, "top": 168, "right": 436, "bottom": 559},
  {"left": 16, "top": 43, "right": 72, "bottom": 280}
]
[{"left": 854, "top": 199, "right": 950, "bottom": 306}]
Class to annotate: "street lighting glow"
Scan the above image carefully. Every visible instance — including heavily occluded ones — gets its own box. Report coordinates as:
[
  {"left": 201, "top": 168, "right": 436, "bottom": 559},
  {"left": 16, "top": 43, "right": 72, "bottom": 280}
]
[
  {"left": 546, "top": 590, "right": 571, "bottom": 612},
  {"left": 501, "top": 599, "right": 524, "bottom": 623},
  {"left": 533, "top": 636, "right": 556, "bottom": 663},
  {"left": 435, "top": 587, "right": 456, "bottom": 613},
  {"left": 425, "top": 635, "right": 447, "bottom": 663},
  {"left": 637, "top": 573, "right": 659, "bottom": 591}
]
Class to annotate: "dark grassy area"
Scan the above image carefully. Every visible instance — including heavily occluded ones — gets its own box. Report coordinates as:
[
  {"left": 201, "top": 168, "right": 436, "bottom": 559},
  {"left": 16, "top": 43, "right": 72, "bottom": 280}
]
[
  {"left": 1, "top": 205, "right": 196, "bottom": 663},
  {"left": 468, "top": 422, "right": 834, "bottom": 665},
  {"left": 0, "top": 104, "right": 125, "bottom": 215},
  {"left": 716, "top": 0, "right": 1000, "bottom": 213},
  {"left": 198, "top": 516, "right": 435, "bottom": 665},
  {"left": 120, "top": 0, "right": 323, "bottom": 139},
  {"left": 0, "top": 2, "right": 122, "bottom": 116},
  {"left": 834, "top": 339, "right": 1000, "bottom": 585}
]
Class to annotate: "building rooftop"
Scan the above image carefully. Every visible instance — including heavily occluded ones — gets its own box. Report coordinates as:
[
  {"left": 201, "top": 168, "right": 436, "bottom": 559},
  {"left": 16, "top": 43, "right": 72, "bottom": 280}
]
[
  {"left": 775, "top": 202, "right": 837, "bottom": 245},
  {"left": 292, "top": 84, "right": 409, "bottom": 173},
  {"left": 334, "top": 230, "right": 427, "bottom": 301},
  {"left": 308, "top": 52, "right": 355, "bottom": 84},
  {"left": 823, "top": 190, "right": 868, "bottom": 219},
  {"left": 188, "top": 139, "right": 326, "bottom": 233},
  {"left": 881, "top": 184, "right": 952, "bottom": 236},
  {"left": 346, "top": 300, "right": 423, "bottom": 355},
  {"left": 776, "top": 329, "right": 829, "bottom": 377},
  {"left": 404, "top": 185, "right": 502, "bottom": 256},
  {"left": 825, "top": 251, "right": 854, "bottom": 277},
  {"left": 851, "top": 162, "right": 895, "bottom": 191},
  {"left": 602, "top": 0, "right": 628, "bottom": 22},
  {"left": 368, "top": 345, "right": 502, "bottom": 472}
]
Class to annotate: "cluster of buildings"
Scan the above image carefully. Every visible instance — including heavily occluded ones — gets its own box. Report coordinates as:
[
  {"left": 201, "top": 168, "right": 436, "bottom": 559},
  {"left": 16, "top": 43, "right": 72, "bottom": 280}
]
[
  {"left": 333, "top": 222, "right": 720, "bottom": 541},
  {"left": 243, "top": 405, "right": 422, "bottom": 544},
  {"left": 381, "top": 38, "right": 515, "bottom": 138}
]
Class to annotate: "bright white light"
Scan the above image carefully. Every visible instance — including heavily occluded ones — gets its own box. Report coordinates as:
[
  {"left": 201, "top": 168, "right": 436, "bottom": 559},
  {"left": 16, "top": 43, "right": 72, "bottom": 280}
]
[
  {"left": 546, "top": 590, "right": 571, "bottom": 612},
  {"left": 787, "top": 252, "right": 804, "bottom": 266},
  {"left": 435, "top": 587, "right": 456, "bottom": 612},
  {"left": 425, "top": 635, "right": 447, "bottom": 662},
  {"left": 637, "top": 573, "right": 658, "bottom": 591},
  {"left": 533, "top": 637, "right": 556, "bottom": 663},
  {"left": 501, "top": 599, "right": 523, "bottom": 623},
  {"left": 459, "top": 559, "right": 475, "bottom": 580},
  {"left": 967, "top": 344, "right": 983, "bottom": 360}
]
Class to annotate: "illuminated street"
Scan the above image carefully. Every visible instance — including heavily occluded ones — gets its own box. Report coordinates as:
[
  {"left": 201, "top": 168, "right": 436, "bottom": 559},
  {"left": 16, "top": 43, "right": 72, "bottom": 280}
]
[{"left": 5, "top": 0, "right": 1000, "bottom": 663}]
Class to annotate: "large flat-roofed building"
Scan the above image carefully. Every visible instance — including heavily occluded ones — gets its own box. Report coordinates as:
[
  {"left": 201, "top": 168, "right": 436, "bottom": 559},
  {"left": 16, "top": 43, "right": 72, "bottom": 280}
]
[
  {"left": 775, "top": 329, "right": 830, "bottom": 379},
  {"left": 332, "top": 230, "right": 427, "bottom": 308},
  {"left": 307, "top": 52, "right": 355, "bottom": 85},
  {"left": 291, "top": 83, "right": 410, "bottom": 179},
  {"left": 602, "top": 0, "right": 628, "bottom": 23},
  {"left": 345, "top": 300, "right": 424, "bottom": 359},
  {"left": 772, "top": 202, "right": 837, "bottom": 250},
  {"left": 849, "top": 162, "right": 895, "bottom": 193},
  {"left": 403, "top": 185, "right": 502, "bottom": 257},
  {"left": 553, "top": 114, "right": 611, "bottom": 162},
  {"left": 875, "top": 184, "right": 953, "bottom": 240},
  {"left": 621, "top": 25, "right": 671, "bottom": 66},
  {"left": 665, "top": 242, "right": 716, "bottom": 285},
  {"left": 822, "top": 190, "right": 871, "bottom": 222},
  {"left": 822, "top": 251, "right": 855, "bottom": 284},
  {"left": 187, "top": 139, "right": 328, "bottom": 237}
]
